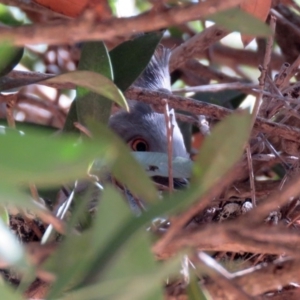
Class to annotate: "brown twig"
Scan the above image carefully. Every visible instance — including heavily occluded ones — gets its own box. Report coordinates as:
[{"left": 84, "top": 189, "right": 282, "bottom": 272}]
[
  {"left": 170, "top": 25, "right": 229, "bottom": 72},
  {"left": 244, "top": 173, "right": 300, "bottom": 225},
  {"left": 0, "top": 0, "right": 243, "bottom": 46},
  {"left": 282, "top": 54, "right": 300, "bottom": 86},
  {"left": 252, "top": 15, "right": 276, "bottom": 127},
  {"left": 205, "top": 258, "right": 300, "bottom": 298},
  {"left": 125, "top": 87, "right": 300, "bottom": 144},
  {"left": 73, "top": 122, "right": 92, "bottom": 138}
]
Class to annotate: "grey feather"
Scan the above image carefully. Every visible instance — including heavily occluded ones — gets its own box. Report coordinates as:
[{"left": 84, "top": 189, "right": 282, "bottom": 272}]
[{"left": 109, "top": 46, "right": 188, "bottom": 159}]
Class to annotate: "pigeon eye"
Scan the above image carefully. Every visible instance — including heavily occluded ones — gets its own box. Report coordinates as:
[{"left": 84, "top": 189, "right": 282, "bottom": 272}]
[{"left": 130, "top": 138, "right": 149, "bottom": 152}]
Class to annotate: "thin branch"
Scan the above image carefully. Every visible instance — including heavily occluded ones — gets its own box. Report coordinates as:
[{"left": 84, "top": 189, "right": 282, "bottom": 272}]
[
  {"left": 283, "top": 54, "right": 300, "bottom": 86},
  {"left": 0, "top": 0, "right": 243, "bottom": 46},
  {"left": 245, "top": 173, "right": 300, "bottom": 225},
  {"left": 170, "top": 25, "right": 229, "bottom": 72},
  {"left": 4, "top": 71, "right": 300, "bottom": 145},
  {"left": 154, "top": 218, "right": 300, "bottom": 260},
  {"left": 252, "top": 15, "right": 276, "bottom": 127},
  {"left": 153, "top": 165, "right": 240, "bottom": 259},
  {"left": 125, "top": 87, "right": 300, "bottom": 144}
]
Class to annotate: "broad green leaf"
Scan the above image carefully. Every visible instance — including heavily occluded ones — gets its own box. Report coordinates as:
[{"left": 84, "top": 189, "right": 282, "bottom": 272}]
[
  {"left": 0, "top": 4, "right": 24, "bottom": 26},
  {"left": 45, "top": 71, "right": 127, "bottom": 109},
  {"left": 58, "top": 257, "right": 180, "bottom": 300},
  {"left": 100, "top": 231, "right": 157, "bottom": 283},
  {"left": 0, "top": 283, "right": 24, "bottom": 300},
  {"left": 0, "top": 127, "right": 114, "bottom": 187},
  {"left": 78, "top": 42, "right": 113, "bottom": 80},
  {"left": 110, "top": 32, "right": 163, "bottom": 91},
  {"left": 0, "top": 41, "right": 23, "bottom": 77},
  {"left": 207, "top": 7, "right": 272, "bottom": 36},
  {"left": 192, "top": 111, "right": 251, "bottom": 191},
  {"left": 187, "top": 274, "right": 208, "bottom": 300},
  {"left": 67, "top": 41, "right": 116, "bottom": 131},
  {"left": 46, "top": 185, "right": 131, "bottom": 298}
]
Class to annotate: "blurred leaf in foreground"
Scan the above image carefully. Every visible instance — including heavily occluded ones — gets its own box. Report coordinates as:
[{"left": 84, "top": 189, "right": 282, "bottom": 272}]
[
  {"left": 0, "top": 41, "right": 23, "bottom": 77},
  {"left": 208, "top": 7, "right": 272, "bottom": 37}
]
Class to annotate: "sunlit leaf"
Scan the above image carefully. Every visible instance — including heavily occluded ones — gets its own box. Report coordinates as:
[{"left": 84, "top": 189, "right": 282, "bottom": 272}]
[
  {"left": 45, "top": 71, "right": 127, "bottom": 110},
  {"left": 46, "top": 185, "right": 131, "bottom": 298}
]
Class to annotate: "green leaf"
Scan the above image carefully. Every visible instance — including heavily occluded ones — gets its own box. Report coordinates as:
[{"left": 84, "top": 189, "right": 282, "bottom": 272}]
[
  {"left": 46, "top": 185, "right": 131, "bottom": 298},
  {"left": 45, "top": 71, "right": 127, "bottom": 110},
  {"left": 0, "top": 283, "right": 24, "bottom": 300},
  {"left": 71, "top": 42, "right": 116, "bottom": 131},
  {"left": 192, "top": 111, "right": 251, "bottom": 191},
  {"left": 207, "top": 7, "right": 272, "bottom": 36},
  {"left": 63, "top": 101, "right": 78, "bottom": 133},
  {"left": 0, "top": 127, "right": 114, "bottom": 187},
  {"left": 0, "top": 205, "right": 9, "bottom": 225},
  {"left": 58, "top": 257, "right": 180, "bottom": 300},
  {"left": 110, "top": 32, "right": 163, "bottom": 91},
  {"left": 0, "top": 41, "right": 23, "bottom": 77},
  {"left": 187, "top": 274, "right": 208, "bottom": 300},
  {"left": 78, "top": 42, "right": 113, "bottom": 80}
]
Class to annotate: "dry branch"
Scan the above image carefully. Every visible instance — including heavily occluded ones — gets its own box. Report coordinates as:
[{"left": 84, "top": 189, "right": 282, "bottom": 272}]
[{"left": 0, "top": 0, "right": 243, "bottom": 46}]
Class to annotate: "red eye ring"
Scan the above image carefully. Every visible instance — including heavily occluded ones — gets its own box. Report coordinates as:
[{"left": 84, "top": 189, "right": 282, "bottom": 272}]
[{"left": 130, "top": 138, "right": 149, "bottom": 152}]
